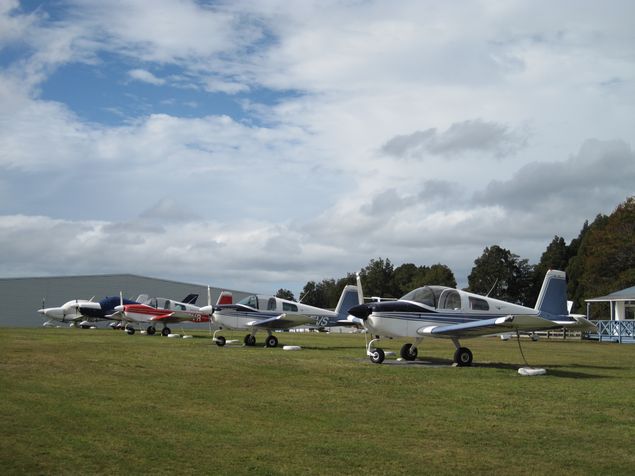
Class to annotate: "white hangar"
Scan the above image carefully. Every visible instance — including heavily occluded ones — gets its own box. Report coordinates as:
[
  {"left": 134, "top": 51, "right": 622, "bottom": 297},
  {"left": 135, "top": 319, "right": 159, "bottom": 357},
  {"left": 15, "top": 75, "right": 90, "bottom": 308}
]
[{"left": 0, "top": 274, "right": 252, "bottom": 328}]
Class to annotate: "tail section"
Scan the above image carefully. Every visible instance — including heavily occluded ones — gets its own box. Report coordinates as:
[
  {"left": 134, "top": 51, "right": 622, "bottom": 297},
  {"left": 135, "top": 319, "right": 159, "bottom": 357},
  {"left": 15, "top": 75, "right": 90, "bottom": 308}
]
[
  {"left": 216, "top": 291, "right": 233, "bottom": 306},
  {"left": 335, "top": 284, "right": 363, "bottom": 320},
  {"left": 534, "top": 270, "right": 568, "bottom": 316},
  {"left": 181, "top": 293, "right": 199, "bottom": 305}
]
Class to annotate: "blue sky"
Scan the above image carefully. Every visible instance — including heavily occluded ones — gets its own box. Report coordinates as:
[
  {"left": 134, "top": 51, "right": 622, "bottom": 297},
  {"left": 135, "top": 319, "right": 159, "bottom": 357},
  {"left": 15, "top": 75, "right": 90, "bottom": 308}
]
[{"left": 1, "top": 0, "right": 634, "bottom": 295}]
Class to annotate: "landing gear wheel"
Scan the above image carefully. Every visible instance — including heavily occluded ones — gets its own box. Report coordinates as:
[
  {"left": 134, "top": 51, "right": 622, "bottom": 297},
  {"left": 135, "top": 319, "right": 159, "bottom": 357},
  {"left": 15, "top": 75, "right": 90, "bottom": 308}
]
[
  {"left": 454, "top": 347, "right": 473, "bottom": 367},
  {"left": 265, "top": 335, "right": 278, "bottom": 348},
  {"left": 125, "top": 326, "right": 135, "bottom": 335},
  {"left": 161, "top": 327, "right": 171, "bottom": 337},
  {"left": 400, "top": 343, "right": 418, "bottom": 361},
  {"left": 215, "top": 336, "right": 226, "bottom": 347},
  {"left": 146, "top": 326, "right": 156, "bottom": 335},
  {"left": 244, "top": 334, "right": 256, "bottom": 346},
  {"left": 369, "top": 348, "right": 385, "bottom": 364}
]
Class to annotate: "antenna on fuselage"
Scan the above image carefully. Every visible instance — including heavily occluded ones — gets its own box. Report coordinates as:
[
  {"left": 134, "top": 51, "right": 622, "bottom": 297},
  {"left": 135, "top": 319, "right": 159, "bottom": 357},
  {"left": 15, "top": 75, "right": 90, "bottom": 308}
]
[{"left": 485, "top": 278, "right": 499, "bottom": 297}]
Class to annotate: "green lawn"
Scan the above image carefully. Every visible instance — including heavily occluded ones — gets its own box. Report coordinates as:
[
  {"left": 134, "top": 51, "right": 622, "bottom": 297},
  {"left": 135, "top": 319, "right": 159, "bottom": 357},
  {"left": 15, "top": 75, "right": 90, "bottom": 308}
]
[{"left": 1, "top": 328, "right": 633, "bottom": 475}]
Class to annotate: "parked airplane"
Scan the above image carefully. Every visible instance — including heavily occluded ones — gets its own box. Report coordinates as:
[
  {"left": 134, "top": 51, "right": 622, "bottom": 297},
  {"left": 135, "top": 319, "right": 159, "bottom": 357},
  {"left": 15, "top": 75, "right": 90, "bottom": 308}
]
[
  {"left": 38, "top": 295, "right": 145, "bottom": 328},
  {"left": 38, "top": 299, "right": 95, "bottom": 328},
  {"left": 114, "top": 289, "right": 232, "bottom": 336},
  {"left": 348, "top": 270, "right": 597, "bottom": 365},
  {"left": 211, "top": 285, "right": 361, "bottom": 347},
  {"left": 78, "top": 295, "right": 145, "bottom": 323}
]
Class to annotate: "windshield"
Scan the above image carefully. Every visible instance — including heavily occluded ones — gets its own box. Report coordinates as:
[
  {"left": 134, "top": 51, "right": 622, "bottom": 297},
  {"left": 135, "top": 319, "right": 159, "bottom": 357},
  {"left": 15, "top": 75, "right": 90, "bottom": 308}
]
[
  {"left": 238, "top": 295, "right": 259, "bottom": 309},
  {"left": 400, "top": 286, "right": 448, "bottom": 308}
]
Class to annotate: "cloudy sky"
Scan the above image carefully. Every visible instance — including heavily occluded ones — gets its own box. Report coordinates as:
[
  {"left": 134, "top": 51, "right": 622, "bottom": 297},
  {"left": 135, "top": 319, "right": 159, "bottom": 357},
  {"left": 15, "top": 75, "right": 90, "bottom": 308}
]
[{"left": 1, "top": 0, "right": 633, "bottom": 295}]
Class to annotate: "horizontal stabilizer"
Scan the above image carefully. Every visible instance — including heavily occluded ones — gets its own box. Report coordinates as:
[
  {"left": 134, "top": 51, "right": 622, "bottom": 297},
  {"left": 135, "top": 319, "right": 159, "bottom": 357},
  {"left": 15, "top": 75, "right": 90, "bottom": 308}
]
[{"left": 418, "top": 314, "right": 562, "bottom": 339}]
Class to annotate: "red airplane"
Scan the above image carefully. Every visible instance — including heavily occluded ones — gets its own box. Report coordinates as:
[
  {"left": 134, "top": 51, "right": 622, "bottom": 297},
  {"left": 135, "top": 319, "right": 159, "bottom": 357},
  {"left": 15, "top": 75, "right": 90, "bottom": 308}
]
[{"left": 114, "top": 288, "right": 232, "bottom": 335}]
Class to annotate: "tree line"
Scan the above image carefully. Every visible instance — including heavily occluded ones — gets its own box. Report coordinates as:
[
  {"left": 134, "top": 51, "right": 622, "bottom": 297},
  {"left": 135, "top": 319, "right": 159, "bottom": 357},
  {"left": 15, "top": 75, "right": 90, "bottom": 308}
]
[{"left": 276, "top": 196, "right": 635, "bottom": 319}]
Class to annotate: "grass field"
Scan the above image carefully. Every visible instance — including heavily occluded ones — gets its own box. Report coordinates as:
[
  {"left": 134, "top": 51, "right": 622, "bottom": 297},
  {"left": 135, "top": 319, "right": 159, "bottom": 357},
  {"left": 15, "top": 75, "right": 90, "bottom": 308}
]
[{"left": 1, "top": 327, "right": 634, "bottom": 475}]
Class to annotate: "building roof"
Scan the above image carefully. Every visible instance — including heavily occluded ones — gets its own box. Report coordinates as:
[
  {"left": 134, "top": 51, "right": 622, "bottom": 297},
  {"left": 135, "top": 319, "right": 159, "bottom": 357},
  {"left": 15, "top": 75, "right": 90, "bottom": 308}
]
[{"left": 586, "top": 285, "right": 635, "bottom": 303}]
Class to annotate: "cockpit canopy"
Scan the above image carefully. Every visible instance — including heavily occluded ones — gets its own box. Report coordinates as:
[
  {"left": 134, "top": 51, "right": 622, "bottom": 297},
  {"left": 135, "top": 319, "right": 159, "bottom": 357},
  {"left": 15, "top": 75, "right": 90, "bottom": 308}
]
[
  {"left": 400, "top": 286, "right": 451, "bottom": 308},
  {"left": 400, "top": 286, "right": 490, "bottom": 312},
  {"left": 143, "top": 297, "right": 187, "bottom": 311},
  {"left": 237, "top": 295, "right": 299, "bottom": 312}
]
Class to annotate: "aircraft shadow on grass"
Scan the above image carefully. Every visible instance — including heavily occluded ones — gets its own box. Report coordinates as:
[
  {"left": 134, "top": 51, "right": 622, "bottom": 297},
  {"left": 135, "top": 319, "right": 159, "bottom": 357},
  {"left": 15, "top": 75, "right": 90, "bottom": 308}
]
[{"left": 370, "top": 357, "right": 611, "bottom": 379}]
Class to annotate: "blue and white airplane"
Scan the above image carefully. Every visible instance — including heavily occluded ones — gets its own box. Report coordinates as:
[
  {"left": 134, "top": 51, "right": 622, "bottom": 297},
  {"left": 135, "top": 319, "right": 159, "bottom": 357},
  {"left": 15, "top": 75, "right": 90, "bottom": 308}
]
[
  {"left": 348, "top": 270, "right": 597, "bottom": 365},
  {"left": 212, "top": 285, "right": 361, "bottom": 348}
]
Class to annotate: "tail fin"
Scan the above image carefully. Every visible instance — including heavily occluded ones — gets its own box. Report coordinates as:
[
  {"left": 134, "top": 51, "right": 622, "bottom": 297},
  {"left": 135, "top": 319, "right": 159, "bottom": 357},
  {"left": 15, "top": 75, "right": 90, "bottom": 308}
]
[
  {"left": 216, "top": 291, "right": 232, "bottom": 306},
  {"left": 535, "top": 270, "right": 568, "bottom": 316},
  {"left": 181, "top": 293, "right": 199, "bottom": 305},
  {"left": 335, "top": 284, "right": 362, "bottom": 320}
]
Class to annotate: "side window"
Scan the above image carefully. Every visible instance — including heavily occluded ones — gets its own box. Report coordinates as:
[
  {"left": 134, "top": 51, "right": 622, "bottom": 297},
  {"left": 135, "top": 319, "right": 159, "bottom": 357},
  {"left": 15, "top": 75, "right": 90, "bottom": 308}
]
[
  {"left": 439, "top": 290, "right": 461, "bottom": 310},
  {"left": 268, "top": 298, "right": 277, "bottom": 311},
  {"left": 469, "top": 297, "right": 489, "bottom": 311},
  {"left": 283, "top": 302, "right": 298, "bottom": 312}
]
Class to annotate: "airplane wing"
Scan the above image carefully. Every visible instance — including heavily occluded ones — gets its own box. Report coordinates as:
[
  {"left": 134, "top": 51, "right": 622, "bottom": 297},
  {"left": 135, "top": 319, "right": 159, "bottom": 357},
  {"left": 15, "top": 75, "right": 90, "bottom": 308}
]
[
  {"left": 247, "top": 313, "right": 315, "bottom": 330},
  {"left": 150, "top": 313, "right": 176, "bottom": 322},
  {"left": 418, "top": 314, "right": 563, "bottom": 339},
  {"left": 104, "top": 310, "right": 124, "bottom": 321}
]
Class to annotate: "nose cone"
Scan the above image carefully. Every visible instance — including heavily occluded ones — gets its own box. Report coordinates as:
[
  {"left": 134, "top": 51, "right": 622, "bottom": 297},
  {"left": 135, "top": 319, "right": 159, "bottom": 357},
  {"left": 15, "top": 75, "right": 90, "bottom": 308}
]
[
  {"left": 198, "top": 305, "right": 214, "bottom": 315},
  {"left": 114, "top": 305, "right": 124, "bottom": 312},
  {"left": 39, "top": 307, "right": 64, "bottom": 319},
  {"left": 348, "top": 304, "right": 371, "bottom": 320}
]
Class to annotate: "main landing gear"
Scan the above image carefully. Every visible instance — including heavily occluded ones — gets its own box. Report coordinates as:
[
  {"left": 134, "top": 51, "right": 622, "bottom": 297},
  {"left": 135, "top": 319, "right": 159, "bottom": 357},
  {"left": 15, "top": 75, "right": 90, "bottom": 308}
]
[
  {"left": 212, "top": 331, "right": 279, "bottom": 348},
  {"left": 366, "top": 337, "right": 474, "bottom": 366}
]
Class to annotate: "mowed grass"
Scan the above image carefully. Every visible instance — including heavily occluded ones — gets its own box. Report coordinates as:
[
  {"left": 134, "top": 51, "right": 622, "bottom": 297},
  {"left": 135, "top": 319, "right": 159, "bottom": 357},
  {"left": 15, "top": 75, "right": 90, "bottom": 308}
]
[{"left": 1, "top": 327, "right": 634, "bottom": 475}]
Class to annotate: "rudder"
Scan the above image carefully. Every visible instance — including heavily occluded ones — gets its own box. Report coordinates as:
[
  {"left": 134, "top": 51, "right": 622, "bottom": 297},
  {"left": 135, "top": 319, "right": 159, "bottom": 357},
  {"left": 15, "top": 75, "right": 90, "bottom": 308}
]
[{"left": 534, "top": 270, "right": 568, "bottom": 316}]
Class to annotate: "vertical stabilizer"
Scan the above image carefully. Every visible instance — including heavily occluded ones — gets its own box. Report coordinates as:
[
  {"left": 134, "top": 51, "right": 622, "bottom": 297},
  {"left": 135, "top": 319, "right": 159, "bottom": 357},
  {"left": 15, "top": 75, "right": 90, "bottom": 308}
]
[
  {"left": 216, "top": 291, "right": 233, "bottom": 306},
  {"left": 534, "top": 270, "right": 568, "bottom": 316},
  {"left": 335, "top": 285, "right": 362, "bottom": 320}
]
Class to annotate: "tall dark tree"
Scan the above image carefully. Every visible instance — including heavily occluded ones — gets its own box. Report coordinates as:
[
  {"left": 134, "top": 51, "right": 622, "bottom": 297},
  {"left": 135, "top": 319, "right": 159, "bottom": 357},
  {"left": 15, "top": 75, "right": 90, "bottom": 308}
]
[
  {"left": 566, "top": 213, "right": 610, "bottom": 312},
  {"left": 361, "top": 257, "right": 395, "bottom": 298},
  {"left": 299, "top": 281, "right": 327, "bottom": 308},
  {"left": 392, "top": 263, "right": 427, "bottom": 296},
  {"left": 467, "top": 245, "right": 534, "bottom": 305},
  {"left": 531, "top": 235, "right": 569, "bottom": 305},
  {"left": 568, "top": 197, "right": 635, "bottom": 317},
  {"left": 423, "top": 263, "right": 457, "bottom": 288},
  {"left": 275, "top": 289, "right": 295, "bottom": 301}
]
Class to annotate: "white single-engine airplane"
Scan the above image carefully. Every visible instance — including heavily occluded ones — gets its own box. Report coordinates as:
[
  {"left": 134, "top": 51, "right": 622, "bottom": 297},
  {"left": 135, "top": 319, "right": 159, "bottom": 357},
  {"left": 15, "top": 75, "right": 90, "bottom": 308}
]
[
  {"left": 114, "top": 289, "right": 232, "bottom": 336},
  {"left": 212, "top": 285, "right": 361, "bottom": 348},
  {"left": 348, "top": 270, "right": 597, "bottom": 366},
  {"left": 38, "top": 299, "right": 95, "bottom": 328}
]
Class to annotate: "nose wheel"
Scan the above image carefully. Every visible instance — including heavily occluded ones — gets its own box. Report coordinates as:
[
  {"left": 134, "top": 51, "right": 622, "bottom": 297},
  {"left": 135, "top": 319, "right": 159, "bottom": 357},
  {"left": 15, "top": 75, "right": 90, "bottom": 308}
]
[
  {"left": 367, "top": 338, "right": 385, "bottom": 364},
  {"left": 244, "top": 334, "right": 256, "bottom": 346}
]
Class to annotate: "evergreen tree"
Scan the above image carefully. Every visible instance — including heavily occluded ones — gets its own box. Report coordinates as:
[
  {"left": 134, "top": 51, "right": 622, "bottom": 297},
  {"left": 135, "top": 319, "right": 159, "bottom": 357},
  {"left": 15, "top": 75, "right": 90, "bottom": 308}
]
[
  {"left": 467, "top": 245, "right": 534, "bottom": 305},
  {"left": 570, "top": 197, "right": 635, "bottom": 317},
  {"left": 532, "top": 235, "right": 569, "bottom": 305},
  {"left": 275, "top": 289, "right": 295, "bottom": 301},
  {"left": 423, "top": 263, "right": 457, "bottom": 288},
  {"left": 361, "top": 257, "right": 395, "bottom": 298}
]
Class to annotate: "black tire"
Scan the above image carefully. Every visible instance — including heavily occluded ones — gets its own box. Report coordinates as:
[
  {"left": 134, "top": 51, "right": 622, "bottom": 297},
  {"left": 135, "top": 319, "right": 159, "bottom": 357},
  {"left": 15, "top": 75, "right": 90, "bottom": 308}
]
[
  {"left": 162, "top": 327, "right": 171, "bottom": 337},
  {"left": 126, "top": 326, "right": 135, "bottom": 335},
  {"left": 400, "top": 343, "right": 418, "bottom": 361},
  {"left": 454, "top": 347, "right": 473, "bottom": 366},
  {"left": 265, "top": 335, "right": 278, "bottom": 348},
  {"left": 147, "top": 326, "right": 156, "bottom": 336},
  {"left": 215, "top": 335, "right": 226, "bottom": 347},
  {"left": 369, "top": 348, "right": 385, "bottom": 364},
  {"left": 244, "top": 334, "right": 256, "bottom": 346}
]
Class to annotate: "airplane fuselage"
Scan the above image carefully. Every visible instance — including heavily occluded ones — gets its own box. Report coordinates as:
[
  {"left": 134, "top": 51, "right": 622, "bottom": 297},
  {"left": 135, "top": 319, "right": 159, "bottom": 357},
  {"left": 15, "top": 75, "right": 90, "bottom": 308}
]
[{"left": 358, "top": 286, "right": 540, "bottom": 338}]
